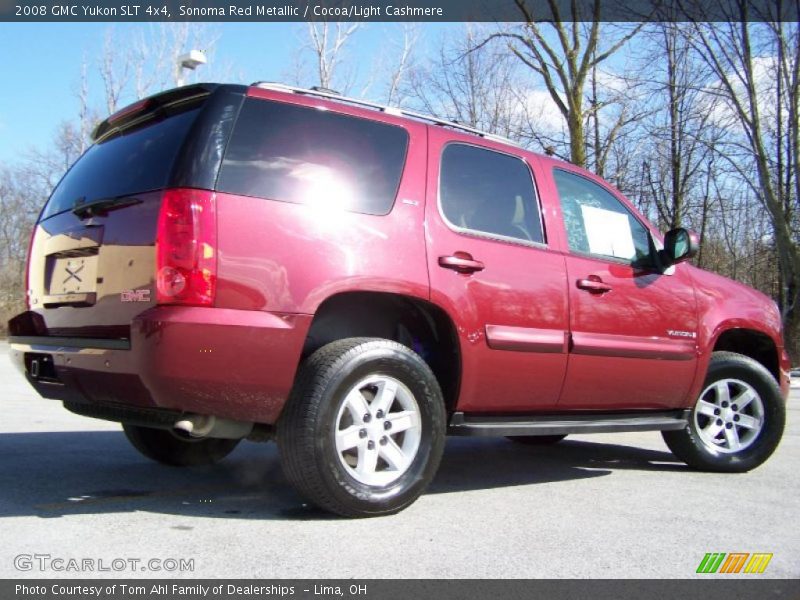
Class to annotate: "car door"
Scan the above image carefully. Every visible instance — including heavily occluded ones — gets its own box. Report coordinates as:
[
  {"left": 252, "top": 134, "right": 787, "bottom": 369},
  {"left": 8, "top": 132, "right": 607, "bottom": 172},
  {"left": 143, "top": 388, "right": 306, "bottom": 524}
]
[
  {"left": 547, "top": 166, "right": 699, "bottom": 410},
  {"left": 425, "top": 128, "right": 569, "bottom": 413}
]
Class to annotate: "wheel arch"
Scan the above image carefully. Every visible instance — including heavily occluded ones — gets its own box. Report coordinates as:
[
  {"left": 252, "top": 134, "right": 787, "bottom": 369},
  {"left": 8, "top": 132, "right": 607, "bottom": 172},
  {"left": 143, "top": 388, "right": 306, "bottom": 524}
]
[
  {"left": 711, "top": 327, "right": 779, "bottom": 382},
  {"left": 298, "top": 291, "right": 462, "bottom": 415}
]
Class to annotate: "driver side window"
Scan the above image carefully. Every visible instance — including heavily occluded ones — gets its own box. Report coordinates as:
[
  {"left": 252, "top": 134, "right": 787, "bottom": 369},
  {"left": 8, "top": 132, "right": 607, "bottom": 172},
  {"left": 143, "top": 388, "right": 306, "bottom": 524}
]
[{"left": 553, "top": 169, "right": 651, "bottom": 265}]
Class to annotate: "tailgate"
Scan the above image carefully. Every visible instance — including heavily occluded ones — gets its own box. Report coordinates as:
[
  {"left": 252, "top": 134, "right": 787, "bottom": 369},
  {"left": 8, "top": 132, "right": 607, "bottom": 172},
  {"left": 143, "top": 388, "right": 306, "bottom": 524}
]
[
  {"left": 27, "top": 192, "right": 162, "bottom": 339},
  {"left": 22, "top": 87, "right": 216, "bottom": 341}
]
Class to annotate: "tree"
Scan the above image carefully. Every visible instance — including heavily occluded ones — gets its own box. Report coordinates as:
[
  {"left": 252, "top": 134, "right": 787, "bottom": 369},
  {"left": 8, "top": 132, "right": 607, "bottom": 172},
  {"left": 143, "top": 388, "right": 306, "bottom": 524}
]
[
  {"left": 405, "top": 25, "right": 527, "bottom": 138},
  {"left": 132, "top": 23, "right": 225, "bottom": 96},
  {"left": 486, "top": 0, "right": 644, "bottom": 167},
  {"left": 98, "top": 23, "right": 224, "bottom": 116},
  {"left": 383, "top": 24, "right": 418, "bottom": 106},
  {"left": 306, "top": 22, "right": 361, "bottom": 91},
  {"left": 0, "top": 165, "right": 48, "bottom": 335},
  {"left": 684, "top": 4, "right": 800, "bottom": 358},
  {"left": 637, "top": 22, "right": 717, "bottom": 231}
]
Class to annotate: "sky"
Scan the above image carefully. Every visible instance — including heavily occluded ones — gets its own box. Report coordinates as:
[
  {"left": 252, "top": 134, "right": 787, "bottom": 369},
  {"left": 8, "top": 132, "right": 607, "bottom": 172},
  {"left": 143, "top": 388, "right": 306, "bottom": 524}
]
[{"left": 0, "top": 22, "right": 457, "bottom": 164}]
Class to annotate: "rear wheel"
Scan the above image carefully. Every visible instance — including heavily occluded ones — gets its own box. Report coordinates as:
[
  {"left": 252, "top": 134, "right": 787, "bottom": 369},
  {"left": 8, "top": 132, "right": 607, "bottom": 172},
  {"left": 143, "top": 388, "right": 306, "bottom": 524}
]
[
  {"left": 277, "top": 338, "right": 446, "bottom": 517},
  {"left": 122, "top": 424, "right": 240, "bottom": 467},
  {"left": 506, "top": 435, "right": 567, "bottom": 446},
  {"left": 662, "top": 352, "right": 785, "bottom": 472}
]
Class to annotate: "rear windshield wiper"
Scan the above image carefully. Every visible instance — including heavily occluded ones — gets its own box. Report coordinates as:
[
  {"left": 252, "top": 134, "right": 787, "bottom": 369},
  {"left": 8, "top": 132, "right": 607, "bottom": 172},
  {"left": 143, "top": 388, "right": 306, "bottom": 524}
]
[{"left": 72, "top": 196, "right": 142, "bottom": 219}]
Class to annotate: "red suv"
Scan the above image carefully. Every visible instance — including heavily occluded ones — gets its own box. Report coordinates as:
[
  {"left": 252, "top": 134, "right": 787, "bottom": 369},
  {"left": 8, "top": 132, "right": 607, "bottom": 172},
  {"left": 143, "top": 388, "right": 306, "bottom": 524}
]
[{"left": 9, "top": 83, "right": 789, "bottom": 517}]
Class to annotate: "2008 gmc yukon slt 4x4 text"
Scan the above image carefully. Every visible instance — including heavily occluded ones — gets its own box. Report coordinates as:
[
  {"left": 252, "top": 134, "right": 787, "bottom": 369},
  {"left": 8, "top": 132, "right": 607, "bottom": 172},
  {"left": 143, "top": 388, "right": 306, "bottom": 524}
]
[{"left": 9, "top": 83, "right": 790, "bottom": 517}]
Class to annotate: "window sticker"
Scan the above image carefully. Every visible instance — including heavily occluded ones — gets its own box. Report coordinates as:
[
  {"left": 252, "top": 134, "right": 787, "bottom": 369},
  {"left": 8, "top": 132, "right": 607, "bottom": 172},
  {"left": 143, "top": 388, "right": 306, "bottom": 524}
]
[{"left": 580, "top": 205, "right": 636, "bottom": 259}]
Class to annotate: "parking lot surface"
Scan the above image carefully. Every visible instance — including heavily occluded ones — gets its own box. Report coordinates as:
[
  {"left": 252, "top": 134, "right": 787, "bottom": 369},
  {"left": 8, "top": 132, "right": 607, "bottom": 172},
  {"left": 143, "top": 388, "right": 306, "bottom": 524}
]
[{"left": 1, "top": 341, "right": 797, "bottom": 578}]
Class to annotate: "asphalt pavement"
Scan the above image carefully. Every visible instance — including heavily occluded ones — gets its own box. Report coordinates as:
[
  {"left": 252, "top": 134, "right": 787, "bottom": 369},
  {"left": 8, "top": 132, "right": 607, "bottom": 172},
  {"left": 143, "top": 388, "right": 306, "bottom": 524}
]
[{"left": 0, "top": 341, "right": 797, "bottom": 579}]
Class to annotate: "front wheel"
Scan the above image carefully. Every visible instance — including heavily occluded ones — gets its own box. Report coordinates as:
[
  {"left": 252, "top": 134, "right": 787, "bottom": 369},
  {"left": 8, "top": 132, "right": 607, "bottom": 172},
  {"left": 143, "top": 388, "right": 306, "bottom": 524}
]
[
  {"left": 277, "top": 338, "right": 446, "bottom": 517},
  {"left": 662, "top": 351, "right": 785, "bottom": 472}
]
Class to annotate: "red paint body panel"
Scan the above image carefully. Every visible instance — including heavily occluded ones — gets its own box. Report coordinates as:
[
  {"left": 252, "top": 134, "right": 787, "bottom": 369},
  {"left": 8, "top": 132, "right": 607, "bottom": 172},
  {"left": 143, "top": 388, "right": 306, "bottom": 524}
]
[
  {"left": 530, "top": 161, "right": 700, "bottom": 409},
  {"left": 424, "top": 127, "right": 570, "bottom": 413},
  {"left": 685, "top": 265, "right": 788, "bottom": 400},
  {"left": 558, "top": 254, "right": 700, "bottom": 409},
  {"left": 132, "top": 307, "right": 310, "bottom": 422}
]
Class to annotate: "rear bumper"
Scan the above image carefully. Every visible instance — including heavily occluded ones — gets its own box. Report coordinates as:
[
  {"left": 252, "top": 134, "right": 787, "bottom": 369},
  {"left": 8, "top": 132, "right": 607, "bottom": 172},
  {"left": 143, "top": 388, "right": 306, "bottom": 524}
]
[{"left": 8, "top": 306, "right": 312, "bottom": 424}]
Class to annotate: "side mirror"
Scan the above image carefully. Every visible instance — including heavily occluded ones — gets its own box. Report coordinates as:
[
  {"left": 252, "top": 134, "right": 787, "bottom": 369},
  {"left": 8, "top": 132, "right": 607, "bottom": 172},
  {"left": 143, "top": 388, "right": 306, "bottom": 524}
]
[{"left": 661, "top": 228, "right": 699, "bottom": 267}]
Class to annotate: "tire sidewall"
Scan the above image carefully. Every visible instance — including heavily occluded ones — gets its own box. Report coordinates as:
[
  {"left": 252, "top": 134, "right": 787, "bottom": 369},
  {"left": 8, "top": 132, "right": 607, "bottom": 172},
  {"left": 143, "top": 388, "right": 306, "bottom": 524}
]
[
  {"left": 312, "top": 345, "right": 445, "bottom": 514},
  {"left": 685, "top": 356, "right": 785, "bottom": 470}
]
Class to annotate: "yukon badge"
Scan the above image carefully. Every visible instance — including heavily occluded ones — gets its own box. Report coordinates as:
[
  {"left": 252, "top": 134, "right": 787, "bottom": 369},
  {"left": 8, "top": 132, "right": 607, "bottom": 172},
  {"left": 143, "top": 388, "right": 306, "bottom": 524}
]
[
  {"left": 121, "top": 289, "right": 151, "bottom": 302},
  {"left": 667, "top": 329, "right": 697, "bottom": 339}
]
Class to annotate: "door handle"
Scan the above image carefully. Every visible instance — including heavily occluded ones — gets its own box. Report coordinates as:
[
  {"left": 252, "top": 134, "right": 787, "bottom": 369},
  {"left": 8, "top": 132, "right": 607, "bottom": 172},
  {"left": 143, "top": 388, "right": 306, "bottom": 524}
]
[
  {"left": 438, "top": 254, "right": 485, "bottom": 274},
  {"left": 576, "top": 277, "right": 612, "bottom": 293}
]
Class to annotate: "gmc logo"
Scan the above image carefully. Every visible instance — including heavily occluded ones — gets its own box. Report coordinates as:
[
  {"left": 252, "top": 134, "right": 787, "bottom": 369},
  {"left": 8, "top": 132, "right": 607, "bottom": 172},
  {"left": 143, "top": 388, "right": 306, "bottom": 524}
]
[{"left": 121, "top": 289, "right": 151, "bottom": 302}]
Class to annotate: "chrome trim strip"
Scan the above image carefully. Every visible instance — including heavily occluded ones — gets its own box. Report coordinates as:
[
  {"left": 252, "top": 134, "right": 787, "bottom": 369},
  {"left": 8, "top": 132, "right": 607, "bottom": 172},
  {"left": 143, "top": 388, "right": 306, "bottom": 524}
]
[{"left": 8, "top": 336, "right": 130, "bottom": 350}]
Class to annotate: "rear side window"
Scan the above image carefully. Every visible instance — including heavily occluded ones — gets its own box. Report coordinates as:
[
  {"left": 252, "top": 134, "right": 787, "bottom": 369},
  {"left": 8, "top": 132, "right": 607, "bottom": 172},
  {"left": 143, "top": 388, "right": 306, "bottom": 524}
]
[
  {"left": 217, "top": 99, "right": 409, "bottom": 215},
  {"left": 43, "top": 107, "right": 201, "bottom": 220},
  {"left": 439, "top": 143, "right": 544, "bottom": 244}
]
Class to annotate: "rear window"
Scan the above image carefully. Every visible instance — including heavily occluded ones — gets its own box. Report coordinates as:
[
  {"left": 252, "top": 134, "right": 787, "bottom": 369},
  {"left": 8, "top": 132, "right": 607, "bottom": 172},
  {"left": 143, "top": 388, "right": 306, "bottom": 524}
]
[
  {"left": 217, "top": 98, "right": 409, "bottom": 215},
  {"left": 42, "top": 107, "right": 201, "bottom": 220}
]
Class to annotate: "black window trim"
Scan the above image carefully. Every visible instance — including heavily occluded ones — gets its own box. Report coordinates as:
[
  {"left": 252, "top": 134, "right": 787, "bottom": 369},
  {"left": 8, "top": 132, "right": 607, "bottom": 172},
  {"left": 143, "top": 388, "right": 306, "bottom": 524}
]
[
  {"left": 552, "top": 166, "right": 658, "bottom": 268},
  {"left": 436, "top": 141, "right": 548, "bottom": 249},
  {"left": 218, "top": 96, "right": 412, "bottom": 217}
]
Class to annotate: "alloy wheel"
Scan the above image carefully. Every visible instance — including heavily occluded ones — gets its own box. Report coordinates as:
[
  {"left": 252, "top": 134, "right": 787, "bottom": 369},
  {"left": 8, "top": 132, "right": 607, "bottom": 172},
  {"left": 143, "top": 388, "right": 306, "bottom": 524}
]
[
  {"left": 693, "top": 378, "right": 765, "bottom": 453},
  {"left": 334, "top": 375, "right": 422, "bottom": 486}
]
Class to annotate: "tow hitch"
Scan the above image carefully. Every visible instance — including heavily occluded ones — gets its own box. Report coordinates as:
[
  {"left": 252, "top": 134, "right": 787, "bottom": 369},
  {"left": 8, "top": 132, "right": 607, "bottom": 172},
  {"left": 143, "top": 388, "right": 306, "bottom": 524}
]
[{"left": 25, "top": 353, "right": 59, "bottom": 383}]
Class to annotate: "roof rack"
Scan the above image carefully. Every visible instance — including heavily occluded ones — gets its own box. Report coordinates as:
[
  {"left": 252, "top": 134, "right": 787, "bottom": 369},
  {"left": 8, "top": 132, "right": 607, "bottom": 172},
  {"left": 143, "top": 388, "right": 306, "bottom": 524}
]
[{"left": 251, "top": 81, "right": 518, "bottom": 147}]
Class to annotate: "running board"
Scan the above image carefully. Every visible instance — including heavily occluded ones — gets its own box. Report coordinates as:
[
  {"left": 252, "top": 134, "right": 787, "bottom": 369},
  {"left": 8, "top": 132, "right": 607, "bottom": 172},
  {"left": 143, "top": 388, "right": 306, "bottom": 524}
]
[{"left": 448, "top": 410, "right": 691, "bottom": 437}]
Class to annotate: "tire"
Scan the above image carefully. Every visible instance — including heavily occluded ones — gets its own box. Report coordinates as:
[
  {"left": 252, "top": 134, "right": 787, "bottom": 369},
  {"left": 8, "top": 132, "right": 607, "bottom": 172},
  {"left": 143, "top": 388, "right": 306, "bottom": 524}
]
[
  {"left": 506, "top": 435, "right": 567, "bottom": 446},
  {"left": 122, "top": 423, "right": 240, "bottom": 467},
  {"left": 662, "top": 351, "right": 785, "bottom": 472},
  {"left": 277, "top": 338, "right": 446, "bottom": 517}
]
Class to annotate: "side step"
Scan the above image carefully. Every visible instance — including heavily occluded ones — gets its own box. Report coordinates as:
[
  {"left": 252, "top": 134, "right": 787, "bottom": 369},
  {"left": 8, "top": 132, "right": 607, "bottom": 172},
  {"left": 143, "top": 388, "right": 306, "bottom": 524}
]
[{"left": 448, "top": 410, "right": 691, "bottom": 437}]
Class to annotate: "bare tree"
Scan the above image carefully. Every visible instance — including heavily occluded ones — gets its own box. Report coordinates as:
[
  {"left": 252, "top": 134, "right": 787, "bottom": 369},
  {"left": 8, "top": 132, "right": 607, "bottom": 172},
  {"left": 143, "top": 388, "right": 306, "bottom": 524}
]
[
  {"left": 306, "top": 22, "right": 361, "bottom": 91},
  {"left": 484, "top": 0, "right": 644, "bottom": 167},
  {"left": 132, "top": 23, "right": 224, "bottom": 96},
  {"left": 684, "top": 5, "right": 800, "bottom": 357},
  {"left": 404, "top": 25, "right": 527, "bottom": 139},
  {"left": 0, "top": 165, "right": 49, "bottom": 334},
  {"left": 384, "top": 24, "right": 418, "bottom": 105},
  {"left": 99, "top": 27, "right": 132, "bottom": 114},
  {"left": 634, "top": 22, "right": 718, "bottom": 231},
  {"left": 97, "top": 23, "right": 224, "bottom": 116}
]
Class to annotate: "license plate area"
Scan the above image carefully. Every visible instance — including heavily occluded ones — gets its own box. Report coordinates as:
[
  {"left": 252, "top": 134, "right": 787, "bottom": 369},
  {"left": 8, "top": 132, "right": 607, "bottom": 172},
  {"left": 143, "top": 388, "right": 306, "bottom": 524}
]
[
  {"left": 42, "top": 248, "right": 99, "bottom": 307},
  {"left": 47, "top": 254, "right": 98, "bottom": 295}
]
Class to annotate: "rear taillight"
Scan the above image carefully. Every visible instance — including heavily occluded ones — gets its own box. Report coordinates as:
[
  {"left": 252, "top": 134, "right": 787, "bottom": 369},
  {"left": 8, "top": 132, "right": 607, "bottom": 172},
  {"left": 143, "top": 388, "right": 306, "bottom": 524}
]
[{"left": 156, "top": 188, "right": 217, "bottom": 306}]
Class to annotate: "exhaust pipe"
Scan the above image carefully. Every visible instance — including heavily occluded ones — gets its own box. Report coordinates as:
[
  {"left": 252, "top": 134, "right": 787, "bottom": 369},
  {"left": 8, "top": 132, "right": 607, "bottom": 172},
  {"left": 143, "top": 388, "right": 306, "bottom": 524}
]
[{"left": 173, "top": 414, "right": 253, "bottom": 440}]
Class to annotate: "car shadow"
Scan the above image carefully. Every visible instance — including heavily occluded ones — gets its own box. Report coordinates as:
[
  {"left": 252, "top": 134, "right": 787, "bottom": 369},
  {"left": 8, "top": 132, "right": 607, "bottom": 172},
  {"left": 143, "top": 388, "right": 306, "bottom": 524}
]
[{"left": 0, "top": 430, "right": 686, "bottom": 521}]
